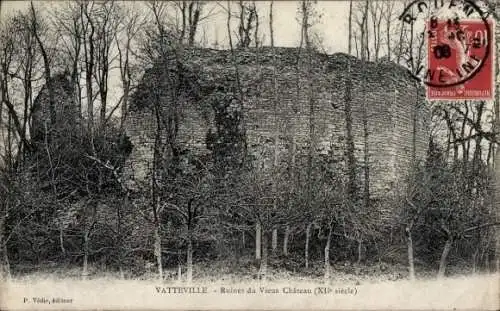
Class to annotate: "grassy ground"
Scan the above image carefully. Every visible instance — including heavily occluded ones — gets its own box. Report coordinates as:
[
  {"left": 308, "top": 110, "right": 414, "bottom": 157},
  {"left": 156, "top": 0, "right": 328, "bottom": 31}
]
[
  {"left": 7, "top": 256, "right": 488, "bottom": 283},
  {"left": 9, "top": 258, "right": 423, "bottom": 283},
  {"left": 2, "top": 259, "right": 498, "bottom": 310}
]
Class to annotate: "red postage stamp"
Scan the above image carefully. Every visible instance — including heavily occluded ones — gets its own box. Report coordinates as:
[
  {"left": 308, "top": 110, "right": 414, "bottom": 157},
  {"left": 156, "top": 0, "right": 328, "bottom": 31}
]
[{"left": 426, "top": 19, "right": 494, "bottom": 101}]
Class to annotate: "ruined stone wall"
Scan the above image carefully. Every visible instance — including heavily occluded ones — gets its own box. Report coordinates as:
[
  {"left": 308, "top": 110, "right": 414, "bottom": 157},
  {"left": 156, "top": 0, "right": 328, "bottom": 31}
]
[
  {"left": 124, "top": 47, "right": 429, "bottom": 196},
  {"left": 31, "top": 74, "right": 79, "bottom": 140}
]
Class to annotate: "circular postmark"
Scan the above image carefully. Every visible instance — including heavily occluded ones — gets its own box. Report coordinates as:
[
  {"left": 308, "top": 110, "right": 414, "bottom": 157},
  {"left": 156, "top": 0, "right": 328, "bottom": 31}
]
[{"left": 398, "top": 0, "right": 493, "bottom": 89}]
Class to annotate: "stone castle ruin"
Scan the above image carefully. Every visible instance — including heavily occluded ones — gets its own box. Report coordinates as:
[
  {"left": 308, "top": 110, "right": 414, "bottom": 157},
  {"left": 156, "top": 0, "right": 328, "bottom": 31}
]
[
  {"left": 124, "top": 47, "right": 429, "bottom": 196},
  {"left": 31, "top": 74, "right": 78, "bottom": 141}
]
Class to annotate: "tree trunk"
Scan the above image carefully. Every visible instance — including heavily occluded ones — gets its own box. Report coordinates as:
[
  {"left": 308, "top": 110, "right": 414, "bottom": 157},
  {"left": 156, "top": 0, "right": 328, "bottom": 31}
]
[
  {"left": 82, "top": 230, "right": 89, "bottom": 279},
  {"left": 305, "top": 223, "right": 312, "bottom": 268},
  {"left": 362, "top": 96, "right": 370, "bottom": 210},
  {"left": 259, "top": 230, "right": 268, "bottom": 280},
  {"left": 437, "top": 237, "right": 453, "bottom": 278},
  {"left": 472, "top": 250, "right": 478, "bottom": 273},
  {"left": 357, "top": 239, "right": 363, "bottom": 264},
  {"left": 344, "top": 60, "right": 356, "bottom": 198},
  {"left": 82, "top": 4, "right": 95, "bottom": 135},
  {"left": 255, "top": 221, "right": 261, "bottom": 260},
  {"left": 495, "top": 239, "right": 500, "bottom": 273},
  {"left": 324, "top": 223, "right": 333, "bottom": 281},
  {"left": 152, "top": 102, "right": 163, "bottom": 281},
  {"left": 272, "top": 228, "right": 278, "bottom": 253},
  {"left": 154, "top": 225, "right": 163, "bottom": 280},
  {"left": 0, "top": 244, "right": 10, "bottom": 281},
  {"left": 385, "top": 3, "right": 391, "bottom": 61},
  {"left": 177, "top": 249, "right": 182, "bottom": 281},
  {"left": 120, "top": 82, "right": 129, "bottom": 131},
  {"left": 186, "top": 238, "right": 193, "bottom": 283},
  {"left": 59, "top": 225, "right": 66, "bottom": 255},
  {"left": 82, "top": 207, "right": 96, "bottom": 278},
  {"left": 117, "top": 194, "right": 125, "bottom": 279},
  {"left": 0, "top": 213, "right": 10, "bottom": 281},
  {"left": 348, "top": 0, "right": 353, "bottom": 55},
  {"left": 270, "top": 0, "right": 280, "bottom": 258},
  {"left": 360, "top": 0, "right": 369, "bottom": 61},
  {"left": 406, "top": 226, "right": 415, "bottom": 280},
  {"left": 283, "top": 225, "right": 290, "bottom": 256}
]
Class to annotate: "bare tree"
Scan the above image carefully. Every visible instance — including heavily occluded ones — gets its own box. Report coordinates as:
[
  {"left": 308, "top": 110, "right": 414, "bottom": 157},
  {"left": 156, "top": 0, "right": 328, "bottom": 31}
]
[
  {"left": 358, "top": 0, "right": 371, "bottom": 216},
  {"left": 236, "top": 1, "right": 258, "bottom": 48},
  {"left": 369, "top": 0, "right": 383, "bottom": 61},
  {"left": 30, "top": 2, "right": 57, "bottom": 130},
  {"left": 80, "top": 2, "right": 96, "bottom": 134},
  {"left": 350, "top": 0, "right": 400, "bottom": 62},
  {"left": 402, "top": 176, "right": 425, "bottom": 281},
  {"left": 381, "top": 1, "right": 396, "bottom": 61},
  {"left": 358, "top": 0, "right": 369, "bottom": 61},
  {"left": 346, "top": 0, "right": 377, "bottom": 266},
  {"left": 0, "top": 12, "right": 41, "bottom": 163},
  {"left": 51, "top": 1, "right": 83, "bottom": 117},
  {"left": 92, "top": 1, "right": 121, "bottom": 130},
  {"left": 0, "top": 11, "right": 46, "bottom": 279},
  {"left": 113, "top": 6, "right": 145, "bottom": 131},
  {"left": 151, "top": 110, "right": 164, "bottom": 280},
  {"left": 266, "top": 0, "right": 281, "bottom": 254},
  {"left": 159, "top": 165, "right": 214, "bottom": 283},
  {"left": 148, "top": 1, "right": 210, "bottom": 47},
  {"left": 0, "top": 22, "right": 16, "bottom": 275},
  {"left": 179, "top": 1, "right": 204, "bottom": 46},
  {"left": 139, "top": 2, "right": 177, "bottom": 280},
  {"left": 226, "top": 0, "right": 251, "bottom": 266},
  {"left": 297, "top": 0, "right": 312, "bottom": 268},
  {"left": 348, "top": 0, "right": 353, "bottom": 55},
  {"left": 0, "top": 171, "right": 12, "bottom": 281},
  {"left": 225, "top": 0, "right": 246, "bottom": 162},
  {"left": 297, "top": 0, "right": 324, "bottom": 271}
]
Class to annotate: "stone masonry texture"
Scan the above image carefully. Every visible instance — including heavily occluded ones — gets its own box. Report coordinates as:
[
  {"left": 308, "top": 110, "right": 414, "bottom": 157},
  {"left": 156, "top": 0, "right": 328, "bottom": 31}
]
[
  {"left": 124, "top": 47, "right": 430, "bottom": 197},
  {"left": 31, "top": 74, "right": 79, "bottom": 141}
]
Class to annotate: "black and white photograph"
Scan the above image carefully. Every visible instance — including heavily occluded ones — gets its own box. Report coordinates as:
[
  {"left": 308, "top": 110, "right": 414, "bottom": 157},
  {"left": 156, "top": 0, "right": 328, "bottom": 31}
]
[{"left": 0, "top": 0, "right": 498, "bottom": 310}]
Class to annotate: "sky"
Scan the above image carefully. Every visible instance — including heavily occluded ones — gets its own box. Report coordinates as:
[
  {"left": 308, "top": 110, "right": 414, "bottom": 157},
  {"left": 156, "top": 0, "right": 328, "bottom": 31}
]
[
  {"left": 0, "top": 0, "right": 367, "bottom": 120},
  {"left": 0, "top": 1, "right": 359, "bottom": 54}
]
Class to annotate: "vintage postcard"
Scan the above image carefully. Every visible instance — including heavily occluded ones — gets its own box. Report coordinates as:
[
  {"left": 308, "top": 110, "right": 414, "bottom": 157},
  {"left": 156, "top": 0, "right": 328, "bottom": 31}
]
[{"left": 0, "top": 0, "right": 499, "bottom": 310}]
